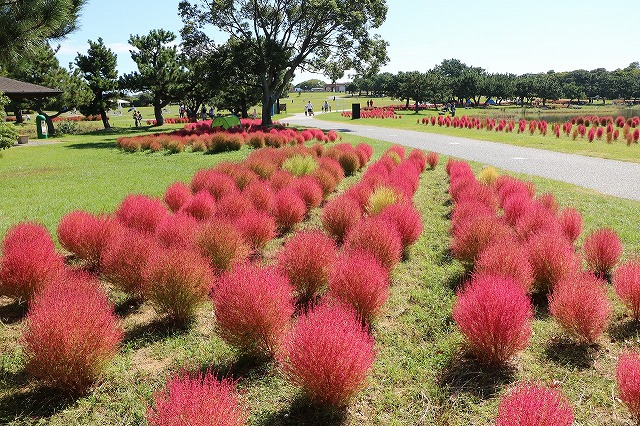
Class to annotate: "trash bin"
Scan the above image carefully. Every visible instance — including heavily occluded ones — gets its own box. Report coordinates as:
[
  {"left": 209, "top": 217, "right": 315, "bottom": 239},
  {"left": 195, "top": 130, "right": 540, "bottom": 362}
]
[
  {"left": 36, "top": 114, "right": 48, "bottom": 139},
  {"left": 352, "top": 103, "right": 361, "bottom": 119},
  {"left": 17, "top": 135, "right": 28, "bottom": 144}
]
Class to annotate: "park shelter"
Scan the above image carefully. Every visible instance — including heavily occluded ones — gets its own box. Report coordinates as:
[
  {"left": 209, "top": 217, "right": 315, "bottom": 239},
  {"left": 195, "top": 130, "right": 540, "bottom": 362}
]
[
  {"left": 0, "top": 76, "right": 62, "bottom": 100},
  {"left": 211, "top": 115, "right": 241, "bottom": 129}
]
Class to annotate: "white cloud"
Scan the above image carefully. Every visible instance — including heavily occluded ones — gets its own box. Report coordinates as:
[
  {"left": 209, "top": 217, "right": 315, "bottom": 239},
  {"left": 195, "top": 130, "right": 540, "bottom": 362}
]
[{"left": 106, "top": 42, "right": 137, "bottom": 54}]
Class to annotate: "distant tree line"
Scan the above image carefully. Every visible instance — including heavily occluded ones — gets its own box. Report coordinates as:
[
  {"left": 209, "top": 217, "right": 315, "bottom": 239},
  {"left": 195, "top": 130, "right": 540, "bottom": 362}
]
[{"left": 346, "top": 58, "right": 640, "bottom": 109}]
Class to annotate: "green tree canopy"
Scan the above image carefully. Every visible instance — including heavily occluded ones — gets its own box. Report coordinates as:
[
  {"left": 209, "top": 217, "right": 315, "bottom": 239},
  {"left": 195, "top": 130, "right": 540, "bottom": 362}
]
[
  {"left": 120, "top": 29, "right": 184, "bottom": 126},
  {"left": 0, "top": 0, "right": 86, "bottom": 62},
  {"left": 179, "top": 0, "right": 388, "bottom": 125},
  {"left": 75, "top": 38, "right": 118, "bottom": 129}
]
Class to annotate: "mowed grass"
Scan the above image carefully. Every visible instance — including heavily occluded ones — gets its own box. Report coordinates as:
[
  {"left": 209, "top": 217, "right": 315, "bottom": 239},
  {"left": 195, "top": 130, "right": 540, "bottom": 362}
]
[
  {"left": 1, "top": 130, "right": 640, "bottom": 424},
  {"left": 316, "top": 110, "right": 640, "bottom": 164}
]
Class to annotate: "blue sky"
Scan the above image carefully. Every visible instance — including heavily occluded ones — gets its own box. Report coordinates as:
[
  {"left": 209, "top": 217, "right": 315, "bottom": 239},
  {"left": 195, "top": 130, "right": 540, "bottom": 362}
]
[{"left": 54, "top": 0, "right": 640, "bottom": 84}]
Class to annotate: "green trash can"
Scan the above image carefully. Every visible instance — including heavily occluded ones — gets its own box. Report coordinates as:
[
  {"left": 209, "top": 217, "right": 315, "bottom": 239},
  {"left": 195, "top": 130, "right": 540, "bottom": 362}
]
[{"left": 36, "top": 114, "right": 48, "bottom": 139}]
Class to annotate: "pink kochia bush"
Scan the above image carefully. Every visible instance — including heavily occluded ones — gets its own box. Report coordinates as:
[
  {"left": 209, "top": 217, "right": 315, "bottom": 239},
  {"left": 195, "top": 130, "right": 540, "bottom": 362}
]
[
  {"left": 617, "top": 350, "right": 640, "bottom": 421},
  {"left": 613, "top": 260, "right": 640, "bottom": 321},
  {"left": 146, "top": 370, "right": 247, "bottom": 426},
  {"left": 278, "top": 300, "right": 376, "bottom": 406},
  {"left": 474, "top": 239, "right": 534, "bottom": 293},
  {"left": 583, "top": 227, "right": 623, "bottom": 276},
  {"left": 195, "top": 219, "right": 249, "bottom": 273},
  {"left": 378, "top": 202, "right": 423, "bottom": 251},
  {"left": 557, "top": 207, "right": 582, "bottom": 244},
  {"left": 495, "top": 382, "right": 574, "bottom": 426},
  {"left": 321, "top": 196, "right": 362, "bottom": 243},
  {"left": 526, "top": 231, "right": 578, "bottom": 293},
  {"left": 272, "top": 188, "right": 307, "bottom": 233},
  {"left": 450, "top": 216, "right": 513, "bottom": 265},
  {"left": 453, "top": 275, "right": 533, "bottom": 365},
  {"left": 212, "top": 263, "right": 294, "bottom": 356},
  {"left": 328, "top": 250, "right": 390, "bottom": 322},
  {"left": 163, "top": 181, "right": 192, "bottom": 212},
  {"left": 548, "top": 272, "right": 611, "bottom": 344},
  {"left": 277, "top": 230, "right": 337, "bottom": 301},
  {"left": 116, "top": 194, "right": 168, "bottom": 234},
  {"left": 21, "top": 272, "right": 123, "bottom": 393},
  {"left": 143, "top": 248, "right": 214, "bottom": 323},
  {"left": 235, "top": 210, "right": 277, "bottom": 253},
  {"left": 57, "top": 210, "right": 115, "bottom": 269},
  {"left": 0, "top": 222, "right": 64, "bottom": 302},
  {"left": 344, "top": 217, "right": 403, "bottom": 270}
]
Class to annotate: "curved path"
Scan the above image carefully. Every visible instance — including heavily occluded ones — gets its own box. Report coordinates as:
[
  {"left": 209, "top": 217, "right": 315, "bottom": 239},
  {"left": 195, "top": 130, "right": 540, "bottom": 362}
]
[{"left": 282, "top": 113, "right": 640, "bottom": 202}]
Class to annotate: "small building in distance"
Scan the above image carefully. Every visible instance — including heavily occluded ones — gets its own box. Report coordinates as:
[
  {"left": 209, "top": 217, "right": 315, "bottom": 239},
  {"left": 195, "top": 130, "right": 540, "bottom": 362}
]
[{"left": 324, "top": 82, "right": 347, "bottom": 92}]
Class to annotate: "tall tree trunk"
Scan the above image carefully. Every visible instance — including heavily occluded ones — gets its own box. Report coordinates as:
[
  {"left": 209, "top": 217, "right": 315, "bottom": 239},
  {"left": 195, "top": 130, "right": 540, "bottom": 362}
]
[
  {"left": 261, "top": 88, "right": 273, "bottom": 126},
  {"left": 15, "top": 109, "right": 23, "bottom": 124},
  {"left": 154, "top": 102, "right": 164, "bottom": 126},
  {"left": 99, "top": 107, "right": 110, "bottom": 129}
]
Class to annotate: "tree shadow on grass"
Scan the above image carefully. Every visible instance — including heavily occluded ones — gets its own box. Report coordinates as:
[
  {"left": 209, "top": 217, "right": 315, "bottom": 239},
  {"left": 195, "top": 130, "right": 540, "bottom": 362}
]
[
  {"left": 64, "top": 141, "right": 116, "bottom": 150},
  {"left": 0, "top": 300, "right": 28, "bottom": 325},
  {"left": 0, "top": 375, "right": 77, "bottom": 424},
  {"left": 438, "top": 349, "right": 516, "bottom": 400},
  {"left": 544, "top": 336, "right": 597, "bottom": 370},
  {"left": 123, "top": 317, "right": 191, "bottom": 350},
  {"left": 113, "top": 296, "right": 144, "bottom": 318},
  {"left": 255, "top": 395, "right": 346, "bottom": 426}
]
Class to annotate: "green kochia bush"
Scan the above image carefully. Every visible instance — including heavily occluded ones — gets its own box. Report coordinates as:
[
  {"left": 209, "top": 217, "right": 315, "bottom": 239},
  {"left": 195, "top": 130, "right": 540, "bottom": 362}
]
[{"left": 281, "top": 154, "right": 318, "bottom": 177}]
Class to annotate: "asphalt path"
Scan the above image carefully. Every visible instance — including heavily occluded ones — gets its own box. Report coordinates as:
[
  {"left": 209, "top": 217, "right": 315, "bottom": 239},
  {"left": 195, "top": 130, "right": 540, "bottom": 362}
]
[{"left": 281, "top": 113, "right": 640, "bottom": 202}]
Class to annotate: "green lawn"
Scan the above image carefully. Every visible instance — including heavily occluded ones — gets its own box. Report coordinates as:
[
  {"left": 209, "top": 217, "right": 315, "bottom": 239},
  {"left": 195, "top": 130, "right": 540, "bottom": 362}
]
[
  {"left": 315, "top": 109, "right": 640, "bottom": 164},
  {"left": 1, "top": 129, "right": 640, "bottom": 425}
]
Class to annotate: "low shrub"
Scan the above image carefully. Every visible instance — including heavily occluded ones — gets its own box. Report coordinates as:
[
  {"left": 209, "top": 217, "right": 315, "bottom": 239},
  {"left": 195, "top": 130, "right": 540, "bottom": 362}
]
[
  {"left": 366, "top": 186, "right": 399, "bottom": 216},
  {"left": 163, "top": 181, "right": 192, "bottom": 212},
  {"left": 190, "top": 169, "right": 238, "bottom": 201},
  {"left": 272, "top": 188, "right": 307, "bottom": 233},
  {"left": 144, "top": 248, "right": 214, "bottom": 323},
  {"left": 583, "top": 227, "right": 623, "bottom": 276},
  {"left": 212, "top": 263, "right": 294, "bottom": 356},
  {"left": 474, "top": 239, "right": 533, "bottom": 293},
  {"left": 450, "top": 216, "right": 513, "bottom": 265},
  {"left": 311, "top": 168, "right": 338, "bottom": 198},
  {"left": 235, "top": 210, "right": 277, "bottom": 253},
  {"left": 378, "top": 202, "right": 423, "bottom": 251},
  {"left": 557, "top": 208, "right": 583, "bottom": 244},
  {"left": 291, "top": 176, "right": 323, "bottom": 209},
  {"left": 426, "top": 151, "right": 439, "bottom": 169},
  {"left": 321, "top": 196, "right": 362, "bottom": 243},
  {"left": 478, "top": 166, "right": 499, "bottom": 186},
  {"left": 195, "top": 219, "right": 249, "bottom": 273},
  {"left": 614, "top": 260, "right": 640, "bottom": 321},
  {"left": 146, "top": 370, "right": 247, "bottom": 426},
  {"left": 527, "top": 231, "right": 578, "bottom": 293},
  {"left": 21, "top": 272, "right": 123, "bottom": 393},
  {"left": 155, "top": 213, "right": 200, "bottom": 249},
  {"left": 495, "top": 382, "right": 574, "bottom": 426},
  {"left": 180, "top": 191, "right": 217, "bottom": 221},
  {"left": 548, "top": 272, "right": 611, "bottom": 344},
  {"left": 281, "top": 154, "right": 318, "bottom": 177},
  {"left": 0, "top": 222, "right": 65, "bottom": 302},
  {"left": 453, "top": 275, "right": 533, "bottom": 365},
  {"left": 617, "top": 350, "right": 640, "bottom": 422},
  {"left": 215, "top": 192, "right": 253, "bottom": 221},
  {"left": 277, "top": 230, "right": 337, "bottom": 302},
  {"left": 242, "top": 180, "right": 274, "bottom": 212},
  {"left": 115, "top": 194, "right": 168, "bottom": 234},
  {"left": 57, "top": 210, "right": 116, "bottom": 269},
  {"left": 328, "top": 250, "right": 390, "bottom": 322},
  {"left": 344, "top": 217, "right": 403, "bottom": 270},
  {"left": 338, "top": 151, "right": 361, "bottom": 176},
  {"left": 278, "top": 300, "right": 376, "bottom": 406}
]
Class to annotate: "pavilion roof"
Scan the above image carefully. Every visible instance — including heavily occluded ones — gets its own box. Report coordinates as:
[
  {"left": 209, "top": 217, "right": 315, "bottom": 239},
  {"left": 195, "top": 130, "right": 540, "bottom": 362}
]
[{"left": 0, "top": 76, "right": 62, "bottom": 99}]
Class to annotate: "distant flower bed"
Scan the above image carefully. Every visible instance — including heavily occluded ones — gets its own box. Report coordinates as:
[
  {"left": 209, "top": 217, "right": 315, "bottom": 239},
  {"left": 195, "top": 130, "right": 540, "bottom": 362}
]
[
  {"left": 52, "top": 115, "right": 105, "bottom": 122},
  {"left": 145, "top": 117, "right": 192, "bottom": 125},
  {"left": 116, "top": 120, "right": 340, "bottom": 154}
]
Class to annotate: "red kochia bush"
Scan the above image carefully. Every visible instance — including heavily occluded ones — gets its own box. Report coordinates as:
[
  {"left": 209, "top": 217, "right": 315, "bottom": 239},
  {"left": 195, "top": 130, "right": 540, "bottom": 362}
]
[
  {"left": 548, "top": 272, "right": 611, "bottom": 343},
  {"left": 426, "top": 151, "right": 439, "bottom": 169},
  {"left": 614, "top": 260, "right": 640, "bottom": 320},
  {"left": 163, "top": 181, "right": 192, "bottom": 212},
  {"left": 495, "top": 382, "right": 574, "bottom": 426},
  {"left": 212, "top": 263, "right": 294, "bottom": 356},
  {"left": 57, "top": 210, "right": 116, "bottom": 269},
  {"left": 474, "top": 239, "right": 534, "bottom": 293},
  {"left": 292, "top": 176, "right": 323, "bottom": 209},
  {"left": 617, "top": 350, "right": 640, "bottom": 421},
  {"left": 195, "top": 219, "right": 249, "bottom": 273},
  {"left": 190, "top": 169, "right": 238, "bottom": 201},
  {"left": 235, "top": 210, "right": 276, "bottom": 253},
  {"left": 155, "top": 213, "right": 199, "bottom": 249},
  {"left": 146, "top": 370, "right": 247, "bottom": 426},
  {"left": 278, "top": 230, "right": 337, "bottom": 301},
  {"left": 328, "top": 250, "right": 389, "bottom": 322},
  {"left": 378, "top": 202, "right": 423, "bottom": 251},
  {"left": 101, "top": 226, "right": 159, "bottom": 297},
  {"left": 278, "top": 300, "right": 376, "bottom": 406},
  {"left": 321, "top": 196, "right": 362, "bottom": 243},
  {"left": 116, "top": 194, "right": 168, "bottom": 234},
  {"left": 272, "top": 188, "right": 307, "bottom": 233},
  {"left": 144, "top": 248, "right": 214, "bottom": 323},
  {"left": 180, "top": 190, "right": 217, "bottom": 221},
  {"left": 557, "top": 208, "right": 583, "bottom": 244},
  {"left": 0, "top": 222, "right": 64, "bottom": 302},
  {"left": 527, "top": 231, "right": 578, "bottom": 293},
  {"left": 344, "top": 217, "right": 403, "bottom": 270},
  {"left": 583, "top": 227, "right": 623, "bottom": 276},
  {"left": 453, "top": 275, "right": 533, "bottom": 365},
  {"left": 450, "top": 216, "right": 513, "bottom": 265},
  {"left": 21, "top": 272, "right": 123, "bottom": 393},
  {"left": 242, "top": 180, "right": 274, "bottom": 212}
]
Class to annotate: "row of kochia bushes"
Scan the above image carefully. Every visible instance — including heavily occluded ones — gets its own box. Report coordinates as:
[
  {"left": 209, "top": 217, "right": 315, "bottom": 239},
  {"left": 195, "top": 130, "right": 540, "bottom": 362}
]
[
  {"left": 116, "top": 120, "right": 339, "bottom": 154},
  {"left": 0, "top": 137, "right": 432, "bottom": 423},
  {"left": 420, "top": 115, "right": 640, "bottom": 144},
  {"left": 446, "top": 160, "right": 640, "bottom": 424}
]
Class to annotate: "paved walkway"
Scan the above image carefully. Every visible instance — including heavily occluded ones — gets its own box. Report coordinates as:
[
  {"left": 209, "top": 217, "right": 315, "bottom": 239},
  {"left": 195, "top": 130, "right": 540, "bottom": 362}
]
[{"left": 282, "top": 113, "right": 640, "bottom": 202}]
